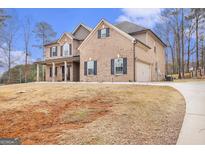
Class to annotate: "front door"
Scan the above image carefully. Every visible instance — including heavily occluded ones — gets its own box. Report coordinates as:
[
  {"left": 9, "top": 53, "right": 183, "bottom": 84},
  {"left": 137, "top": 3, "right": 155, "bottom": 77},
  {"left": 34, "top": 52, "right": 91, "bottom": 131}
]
[{"left": 61, "top": 65, "right": 70, "bottom": 81}]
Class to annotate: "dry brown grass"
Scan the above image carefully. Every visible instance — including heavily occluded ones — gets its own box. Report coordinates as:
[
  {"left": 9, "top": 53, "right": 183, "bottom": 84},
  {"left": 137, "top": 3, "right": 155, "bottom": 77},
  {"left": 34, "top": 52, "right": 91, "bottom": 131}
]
[
  {"left": 174, "top": 78, "right": 205, "bottom": 82},
  {"left": 0, "top": 83, "right": 185, "bottom": 144}
]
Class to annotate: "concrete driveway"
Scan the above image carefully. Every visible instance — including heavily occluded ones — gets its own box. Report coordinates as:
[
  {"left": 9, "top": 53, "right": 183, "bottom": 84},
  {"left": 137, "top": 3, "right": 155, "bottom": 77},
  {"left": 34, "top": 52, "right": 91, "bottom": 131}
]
[
  {"left": 91, "top": 81, "right": 205, "bottom": 144},
  {"left": 172, "top": 82, "right": 205, "bottom": 144},
  {"left": 142, "top": 81, "right": 205, "bottom": 144}
]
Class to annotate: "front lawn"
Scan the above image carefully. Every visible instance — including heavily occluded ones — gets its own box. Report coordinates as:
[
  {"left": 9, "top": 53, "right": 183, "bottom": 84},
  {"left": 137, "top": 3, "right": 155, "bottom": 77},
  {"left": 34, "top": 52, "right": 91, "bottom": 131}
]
[{"left": 0, "top": 83, "right": 185, "bottom": 144}]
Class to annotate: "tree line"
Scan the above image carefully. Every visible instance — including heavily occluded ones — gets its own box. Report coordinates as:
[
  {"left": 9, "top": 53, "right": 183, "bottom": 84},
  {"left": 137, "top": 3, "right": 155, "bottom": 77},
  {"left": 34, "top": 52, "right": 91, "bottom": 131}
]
[
  {"left": 0, "top": 9, "right": 56, "bottom": 83},
  {"left": 155, "top": 8, "right": 205, "bottom": 79},
  {"left": 1, "top": 9, "right": 205, "bottom": 83}
]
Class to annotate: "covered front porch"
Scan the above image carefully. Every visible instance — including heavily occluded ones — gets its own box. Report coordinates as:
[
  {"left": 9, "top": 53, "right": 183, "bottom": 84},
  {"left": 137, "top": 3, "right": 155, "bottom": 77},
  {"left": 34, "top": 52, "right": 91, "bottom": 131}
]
[{"left": 35, "top": 56, "right": 80, "bottom": 82}]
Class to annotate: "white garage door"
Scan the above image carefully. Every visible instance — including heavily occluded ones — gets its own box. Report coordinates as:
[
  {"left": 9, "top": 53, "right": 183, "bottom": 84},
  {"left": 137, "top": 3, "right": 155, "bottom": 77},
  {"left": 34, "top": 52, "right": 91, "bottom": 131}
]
[{"left": 136, "top": 62, "right": 151, "bottom": 82}]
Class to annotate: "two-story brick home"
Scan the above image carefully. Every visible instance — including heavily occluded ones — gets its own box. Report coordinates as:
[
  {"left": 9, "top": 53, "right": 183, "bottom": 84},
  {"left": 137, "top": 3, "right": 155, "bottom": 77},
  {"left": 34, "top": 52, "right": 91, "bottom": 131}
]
[
  {"left": 35, "top": 19, "right": 166, "bottom": 82},
  {"left": 79, "top": 19, "right": 166, "bottom": 82},
  {"left": 35, "top": 24, "right": 92, "bottom": 82}
]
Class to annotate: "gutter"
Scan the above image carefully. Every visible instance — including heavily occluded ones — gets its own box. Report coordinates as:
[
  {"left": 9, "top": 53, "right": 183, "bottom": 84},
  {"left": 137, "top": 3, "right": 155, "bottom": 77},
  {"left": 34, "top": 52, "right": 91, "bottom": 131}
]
[{"left": 133, "top": 39, "right": 137, "bottom": 82}]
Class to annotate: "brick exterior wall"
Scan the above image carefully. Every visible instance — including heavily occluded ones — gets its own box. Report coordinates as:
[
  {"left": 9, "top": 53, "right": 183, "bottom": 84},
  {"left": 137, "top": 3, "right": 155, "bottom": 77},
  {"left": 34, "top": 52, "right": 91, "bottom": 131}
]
[
  {"left": 41, "top": 20, "right": 165, "bottom": 82},
  {"left": 79, "top": 21, "right": 165, "bottom": 82},
  {"left": 79, "top": 21, "right": 135, "bottom": 82}
]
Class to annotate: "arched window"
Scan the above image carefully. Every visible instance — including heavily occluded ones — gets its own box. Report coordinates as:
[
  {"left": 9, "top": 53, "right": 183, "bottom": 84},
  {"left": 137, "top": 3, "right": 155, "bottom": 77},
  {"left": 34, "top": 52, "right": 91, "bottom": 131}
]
[{"left": 63, "top": 43, "right": 69, "bottom": 57}]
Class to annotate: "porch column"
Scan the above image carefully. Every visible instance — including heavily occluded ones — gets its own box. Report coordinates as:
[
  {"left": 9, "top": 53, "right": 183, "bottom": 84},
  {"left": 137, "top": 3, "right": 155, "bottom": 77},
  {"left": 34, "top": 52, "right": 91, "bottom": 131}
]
[
  {"left": 52, "top": 62, "right": 55, "bottom": 82},
  {"left": 64, "top": 61, "right": 67, "bottom": 82},
  {"left": 36, "top": 64, "right": 39, "bottom": 82},
  {"left": 70, "top": 63, "right": 73, "bottom": 82},
  {"left": 42, "top": 65, "right": 45, "bottom": 81}
]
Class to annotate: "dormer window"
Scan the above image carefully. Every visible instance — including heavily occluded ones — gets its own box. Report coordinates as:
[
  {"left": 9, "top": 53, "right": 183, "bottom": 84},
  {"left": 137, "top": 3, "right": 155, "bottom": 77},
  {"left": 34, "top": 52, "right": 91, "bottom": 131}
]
[
  {"left": 101, "top": 29, "right": 107, "bottom": 38},
  {"left": 98, "top": 28, "right": 110, "bottom": 39}
]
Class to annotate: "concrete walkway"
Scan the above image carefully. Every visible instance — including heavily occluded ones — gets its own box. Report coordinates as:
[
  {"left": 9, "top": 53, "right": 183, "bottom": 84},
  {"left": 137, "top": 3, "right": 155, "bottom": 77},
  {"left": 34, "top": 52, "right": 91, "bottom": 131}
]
[
  {"left": 171, "top": 82, "right": 205, "bottom": 145},
  {"left": 137, "top": 81, "right": 205, "bottom": 144}
]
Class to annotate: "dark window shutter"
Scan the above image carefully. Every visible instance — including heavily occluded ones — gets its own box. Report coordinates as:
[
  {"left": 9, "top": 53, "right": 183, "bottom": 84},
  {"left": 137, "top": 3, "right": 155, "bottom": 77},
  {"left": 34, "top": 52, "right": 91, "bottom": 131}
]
[
  {"left": 84, "top": 61, "right": 87, "bottom": 76},
  {"left": 50, "top": 67, "right": 52, "bottom": 77},
  {"left": 69, "top": 44, "right": 72, "bottom": 55},
  {"left": 55, "top": 46, "right": 58, "bottom": 56},
  {"left": 106, "top": 28, "right": 110, "bottom": 37},
  {"left": 50, "top": 47, "right": 52, "bottom": 57},
  {"left": 94, "top": 61, "right": 97, "bottom": 75},
  {"left": 123, "top": 58, "right": 127, "bottom": 74},
  {"left": 111, "top": 59, "right": 114, "bottom": 75},
  {"left": 60, "top": 46, "right": 63, "bottom": 56},
  {"left": 98, "top": 30, "right": 101, "bottom": 38}
]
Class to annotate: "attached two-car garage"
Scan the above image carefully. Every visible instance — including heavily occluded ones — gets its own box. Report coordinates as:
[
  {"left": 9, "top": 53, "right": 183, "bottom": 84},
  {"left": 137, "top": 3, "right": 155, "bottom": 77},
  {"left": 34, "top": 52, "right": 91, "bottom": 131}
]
[{"left": 135, "top": 61, "right": 151, "bottom": 82}]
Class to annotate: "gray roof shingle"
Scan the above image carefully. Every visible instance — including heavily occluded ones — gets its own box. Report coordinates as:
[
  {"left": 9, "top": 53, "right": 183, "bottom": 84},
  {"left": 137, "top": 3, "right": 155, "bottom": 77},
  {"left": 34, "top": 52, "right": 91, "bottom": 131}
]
[
  {"left": 115, "top": 21, "right": 166, "bottom": 47},
  {"left": 115, "top": 21, "right": 147, "bottom": 34},
  {"left": 44, "top": 39, "right": 59, "bottom": 46}
]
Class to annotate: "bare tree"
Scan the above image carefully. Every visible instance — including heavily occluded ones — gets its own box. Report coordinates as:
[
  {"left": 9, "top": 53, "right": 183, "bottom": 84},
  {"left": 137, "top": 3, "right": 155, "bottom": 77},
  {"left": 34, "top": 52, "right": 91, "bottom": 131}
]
[
  {"left": 33, "top": 22, "right": 56, "bottom": 59},
  {"left": 186, "top": 9, "right": 205, "bottom": 74},
  {"left": 0, "top": 9, "right": 10, "bottom": 66},
  {"left": 199, "top": 34, "right": 205, "bottom": 70},
  {"left": 0, "top": 10, "right": 19, "bottom": 83},
  {"left": 170, "top": 9, "right": 182, "bottom": 79},
  {"left": 22, "top": 17, "right": 32, "bottom": 82},
  {"left": 185, "top": 19, "right": 195, "bottom": 72},
  {"left": 199, "top": 22, "right": 205, "bottom": 72},
  {"left": 155, "top": 9, "right": 177, "bottom": 74},
  {"left": 181, "top": 8, "right": 185, "bottom": 78},
  {"left": 0, "top": 9, "right": 10, "bottom": 28}
]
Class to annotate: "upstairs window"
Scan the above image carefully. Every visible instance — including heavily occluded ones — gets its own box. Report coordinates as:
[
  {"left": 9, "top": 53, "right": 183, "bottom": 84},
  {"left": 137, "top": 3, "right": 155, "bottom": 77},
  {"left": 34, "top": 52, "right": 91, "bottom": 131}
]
[
  {"left": 98, "top": 28, "right": 110, "bottom": 39},
  {"left": 50, "top": 46, "right": 57, "bottom": 57},
  {"left": 62, "top": 43, "right": 72, "bottom": 57},
  {"left": 101, "top": 28, "right": 107, "bottom": 38}
]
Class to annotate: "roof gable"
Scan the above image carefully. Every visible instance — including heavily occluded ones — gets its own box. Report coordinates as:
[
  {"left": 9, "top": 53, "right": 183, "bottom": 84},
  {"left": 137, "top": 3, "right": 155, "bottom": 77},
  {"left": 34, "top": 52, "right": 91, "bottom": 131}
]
[
  {"left": 72, "top": 24, "right": 91, "bottom": 40},
  {"left": 78, "top": 19, "right": 136, "bottom": 50},
  {"left": 58, "top": 32, "right": 75, "bottom": 41},
  {"left": 72, "top": 24, "right": 92, "bottom": 35}
]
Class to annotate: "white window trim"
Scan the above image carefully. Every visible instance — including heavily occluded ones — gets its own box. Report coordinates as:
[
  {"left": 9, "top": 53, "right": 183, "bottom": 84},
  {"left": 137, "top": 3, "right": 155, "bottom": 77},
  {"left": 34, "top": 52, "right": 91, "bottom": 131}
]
[
  {"left": 100, "top": 28, "right": 107, "bottom": 38},
  {"left": 52, "top": 47, "right": 57, "bottom": 57},
  {"left": 87, "top": 60, "right": 94, "bottom": 76},
  {"left": 114, "top": 58, "right": 123, "bottom": 75},
  {"left": 63, "top": 43, "right": 72, "bottom": 57}
]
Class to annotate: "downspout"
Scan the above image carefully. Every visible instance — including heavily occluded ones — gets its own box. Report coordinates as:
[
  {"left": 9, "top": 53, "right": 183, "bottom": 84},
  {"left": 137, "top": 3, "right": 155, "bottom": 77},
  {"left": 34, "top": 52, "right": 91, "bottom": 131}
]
[{"left": 133, "top": 39, "right": 137, "bottom": 82}]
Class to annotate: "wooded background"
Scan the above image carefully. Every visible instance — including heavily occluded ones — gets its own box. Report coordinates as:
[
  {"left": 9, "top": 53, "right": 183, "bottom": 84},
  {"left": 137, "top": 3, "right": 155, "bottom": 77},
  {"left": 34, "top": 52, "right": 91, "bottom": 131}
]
[{"left": 0, "top": 9, "right": 205, "bottom": 83}]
